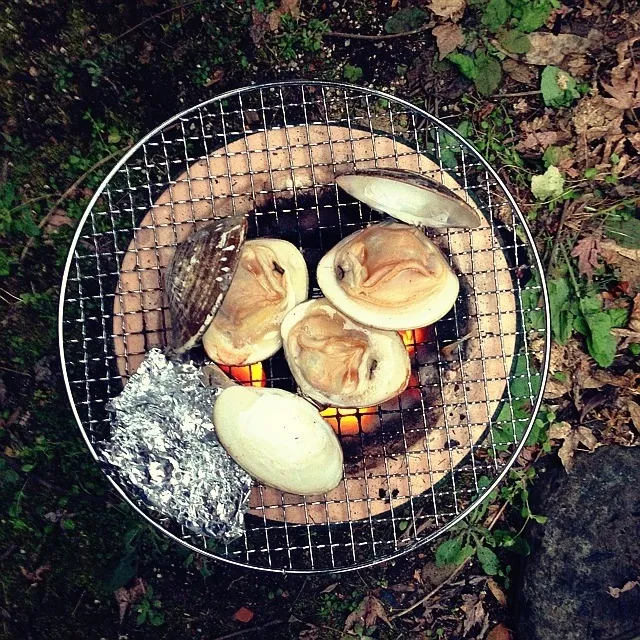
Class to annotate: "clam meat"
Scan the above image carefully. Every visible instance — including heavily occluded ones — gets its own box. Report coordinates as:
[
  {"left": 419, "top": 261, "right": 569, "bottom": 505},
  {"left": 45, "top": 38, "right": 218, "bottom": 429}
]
[
  {"left": 202, "top": 239, "right": 308, "bottom": 365},
  {"left": 213, "top": 385, "right": 344, "bottom": 495},
  {"left": 317, "top": 221, "right": 459, "bottom": 330},
  {"left": 165, "top": 217, "right": 247, "bottom": 354},
  {"left": 336, "top": 167, "right": 481, "bottom": 229},
  {"left": 281, "top": 298, "right": 410, "bottom": 408}
]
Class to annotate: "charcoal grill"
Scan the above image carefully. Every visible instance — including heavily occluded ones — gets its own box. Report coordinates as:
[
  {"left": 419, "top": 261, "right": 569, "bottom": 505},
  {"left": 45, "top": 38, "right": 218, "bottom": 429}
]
[{"left": 59, "top": 80, "right": 551, "bottom": 573}]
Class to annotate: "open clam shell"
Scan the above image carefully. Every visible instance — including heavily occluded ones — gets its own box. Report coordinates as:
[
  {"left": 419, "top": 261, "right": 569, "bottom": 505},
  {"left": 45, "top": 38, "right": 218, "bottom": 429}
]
[
  {"left": 165, "top": 217, "right": 248, "bottom": 354},
  {"left": 336, "top": 167, "right": 482, "bottom": 229}
]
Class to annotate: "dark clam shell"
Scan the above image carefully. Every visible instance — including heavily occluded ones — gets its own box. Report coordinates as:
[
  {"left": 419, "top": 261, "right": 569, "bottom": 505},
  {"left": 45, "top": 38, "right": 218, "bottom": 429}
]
[
  {"left": 165, "top": 217, "right": 247, "bottom": 354},
  {"left": 336, "top": 167, "right": 482, "bottom": 229}
]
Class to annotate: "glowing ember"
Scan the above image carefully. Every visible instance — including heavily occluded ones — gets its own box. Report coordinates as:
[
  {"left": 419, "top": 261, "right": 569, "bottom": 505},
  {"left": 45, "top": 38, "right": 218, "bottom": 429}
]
[
  {"left": 219, "top": 326, "right": 430, "bottom": 436},
  {"left": 219, "top": 363, "right": 266, "bottom": 388}
]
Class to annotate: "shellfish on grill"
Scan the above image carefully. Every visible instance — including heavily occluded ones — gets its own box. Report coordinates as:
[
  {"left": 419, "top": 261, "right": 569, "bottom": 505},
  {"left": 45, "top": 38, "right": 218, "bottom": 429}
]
[
  {"left": 336, "top": 167, "right": 482, "bottom": 229},
  {"left": 213, "top": 383, "right": 344, "bottom": 495},
  {"left": 202, "top": 239, "right": 308, "bottom": 366},
  {"left": 165, "top": 217, "right": 248, "bottom": 354},
  {"left": 317, "top": 221, "right": 459, "bottom": 330},
  {"left": 281, "top": 298, "right": 410, "bottom": 408}
]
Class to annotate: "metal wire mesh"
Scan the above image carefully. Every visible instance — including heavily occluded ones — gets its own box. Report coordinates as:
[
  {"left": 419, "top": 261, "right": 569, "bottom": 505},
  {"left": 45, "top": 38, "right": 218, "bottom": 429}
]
[{"left": 59, "top": 81, "right": 550, "bottom": 573}]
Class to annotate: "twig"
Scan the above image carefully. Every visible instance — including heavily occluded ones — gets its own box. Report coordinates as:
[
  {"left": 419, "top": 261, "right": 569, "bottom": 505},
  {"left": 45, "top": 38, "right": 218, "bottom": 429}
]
[
  {"left": 0, "top": 544, "right": 17, "bottom": 563},
  {"left": 391, "top": 499, "right": 510, "bottom": 621},
  {"left": 491, "top": 90, "right": 542, "bottom": 99},
  {"left": 99, "top": 0, "right": 199, "bottom": 51},
  {"left": 325, "top": 23, "right": 433, "bottom": 40},
  {"left": 211, "top": 619, "right": 284, "bottom": 640},
  {"left": 19, "top": 145, "right": 130, "bottom": 262},
  {"left": 546, "top": 200, "right": 572, "bottom": 274}
]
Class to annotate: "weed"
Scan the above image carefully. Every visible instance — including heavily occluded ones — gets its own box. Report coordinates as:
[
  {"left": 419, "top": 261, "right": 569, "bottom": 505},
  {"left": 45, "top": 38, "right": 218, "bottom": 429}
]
[
  {"left": 344, "top": 64, "right": 364, "bottom": 83},
  {"left": 136, "top": 585, "right": 165, "bottom": 626}
]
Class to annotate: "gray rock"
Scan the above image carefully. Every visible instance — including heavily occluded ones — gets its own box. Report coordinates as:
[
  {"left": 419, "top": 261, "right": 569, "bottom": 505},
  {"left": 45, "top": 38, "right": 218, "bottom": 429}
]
[{"left": 517, "top": 446, "right": 640, "bottom": 640}]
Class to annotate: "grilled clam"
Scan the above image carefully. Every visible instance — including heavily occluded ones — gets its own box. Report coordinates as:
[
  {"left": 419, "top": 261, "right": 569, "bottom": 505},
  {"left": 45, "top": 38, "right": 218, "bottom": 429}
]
[
  {"left": 213, "top": 385, "right": 344, "bottom": 495},
  {"left": 336, "top": 167, "right": 481, "bottom": 229},
  {"left": 202, "top": 239, "right": 308, "bottom": 366},
  {"left": 281, "top": 299, "right": 410, "bottom": 408},
  {"left": 317, "top": 221, "right": 459, "bottom": 330},
  {"left": 165, "top": 217, "right": 247, "bottom": 354}
]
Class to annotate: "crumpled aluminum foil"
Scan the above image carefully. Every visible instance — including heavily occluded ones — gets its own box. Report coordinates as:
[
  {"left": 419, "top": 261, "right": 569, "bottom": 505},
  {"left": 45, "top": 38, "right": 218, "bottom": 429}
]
[{"left": 103, "top": 349, "right": 251, "bottom": 543}]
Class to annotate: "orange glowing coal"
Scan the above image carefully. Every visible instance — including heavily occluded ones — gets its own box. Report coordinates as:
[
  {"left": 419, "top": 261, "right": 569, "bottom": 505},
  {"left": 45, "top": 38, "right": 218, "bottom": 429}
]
[
  {"left": 218, "top": 363, "right": 267, "bottom": 388},
  {"left": 221, "top": 326, "right": 431, "bottom": 437}
]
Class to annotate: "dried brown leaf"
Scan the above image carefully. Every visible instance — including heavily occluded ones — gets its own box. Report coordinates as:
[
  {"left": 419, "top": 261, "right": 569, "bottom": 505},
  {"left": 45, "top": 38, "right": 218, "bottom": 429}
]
[
  {"left": 628, "top": 401, "right": 640, "bottom": 433},
  {"left": 344, "top": 595, "right": 391, "bottom": 632},
  {"left": 20, "top": 564, "right": 51, "bottom": 585},
  {"left": 571, "top": 235, "right": 601, "bottom": 279},
  {"left": 516, "top": 131, "right": 568, "bottom": 153},
  {"left": 630, "top": 293, "right": 640, "bottom": 333},
  {"left": 602, "top": 61, "right": 640, "bottom": 110},
  {"left": 320, "top": 582, "right": 338, "bottom": 594},
  {"left": 572, "top": 96, "right": 624, "bottom": 142},
  {"left": 524, "top": 31, "right": 601, "bottom": 68},
  {"left": 608, "top": 580, "right": 639, "bottom": 598},
  {"left": 549, "top": 422, "right": 599, "bottom": 471},
  {"left": 502, "top": 59, "right": 536, "bottom": 85},
  {"left": 44, "top": 209, "right": 73, "bottom": 236},
  {"left": 233, "top": 607, "right": 255, "bottom": 623},
  {"left": 487, "top": 578, "right": 507, "bottom": 606},
  {"left": 114, "top": 577, "right": 146, "bottom": 624},
  {"left": 488, "top": 623, "right": 513, "bottom": 640},
  {"left": 432, "top": 22, "right": 465, "bottom": 59},
  {"left": 268, "top": 0, "right": 300, "bottom": 30},
  {"left": 429, "top": 0, "right": 466, "bottom": 22},
  {"left": 460, "top": 593, "right": 486, "bottom": 636}
]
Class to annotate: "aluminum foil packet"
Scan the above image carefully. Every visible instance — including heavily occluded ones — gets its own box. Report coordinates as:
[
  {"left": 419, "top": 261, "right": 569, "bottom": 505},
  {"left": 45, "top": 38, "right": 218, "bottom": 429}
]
[{"left": 103, "top": 349, "right": 251, "bottom": 543}]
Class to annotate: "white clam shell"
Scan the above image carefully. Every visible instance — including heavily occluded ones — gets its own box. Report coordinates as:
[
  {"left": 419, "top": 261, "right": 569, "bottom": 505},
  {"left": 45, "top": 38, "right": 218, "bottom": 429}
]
[
  {"left": 213, "top": 386, "right": 344, "bottom": 496},
  {"left": 317, "top": 221, "right": 459, "bottom": 330},
  {"left": 203, "top": 239, "right": 309, "bottom": 365},
  {"left": 336, "top": 167, "right": 482, "bottom": 229},
  {"left": 281, "top": 298, "right": 410, "bottom": 408}
]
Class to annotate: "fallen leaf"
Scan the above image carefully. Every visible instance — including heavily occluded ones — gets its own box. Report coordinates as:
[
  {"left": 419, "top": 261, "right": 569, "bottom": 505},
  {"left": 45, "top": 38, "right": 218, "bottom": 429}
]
[
  {"left": 460, "top": 593, "right": 486, "bottom": 636},
  {"left": 204, "top": 68, "right": 225, "bottom": 87},
  {"left": 531, "top": 165, "right": 565, "bottom": 201},
  {"left": 233, "top": 607, "right": 255, "bottom": 623},
  {"left": 488, "top": 623, "right": 513, "bottom": 640},
  {"left": 20, "top": 564, "right": 51, "bottom": 585},
  {"left": 320, "top": 582, "right": 338, "bottom": 594},
  {"left": 628, "top": 401, "right": 640, "bottom": 433},
  {"left": 250, "top": 9, "right": 269, "bottom": 45},
  {"left": 602, "top": 61, "right": 640, "bottom": 110},
  {"left": 502, "top": 59, "right": 536, "bottom": 85},
  {"left": 343, "top": 595, "right": 391, "bottom": 632},
  {"left": 516, "top": 131, "right": 568, "bottom": 153},
  {"left": 429, "top": 0, "right": 466, "bottom": 22},
  {"left": 572, "top": 96, "right": 624, "bottom": 142},
  {"left": 523, "top": 31, "right": 602, "bottom": 69},
  {"left": 571, "top": 235, "right": 601, "bottom": 279},
  {"left": 608, "top": 580, "right": 639, "bottom": 598},
  {"left": 114, "top": 577, "right": 146, "bottom": 624},
  {"left": 269, "top": 0, "right": 300, "bottom": 29},
  {"left": 432, "top": 22, "right": 465, "bottom": 58},
  {"left": 630, "top": 293, "right": 640, "bottom": 333},
  {"left": 548, "top": 421, "right": 599, "bottom": 471},
  {"left": 487, "top": 578, "right": 507, "bottom": 606},
  {"left": 44, "top": 209, "right": 73, "bottom": 235}
]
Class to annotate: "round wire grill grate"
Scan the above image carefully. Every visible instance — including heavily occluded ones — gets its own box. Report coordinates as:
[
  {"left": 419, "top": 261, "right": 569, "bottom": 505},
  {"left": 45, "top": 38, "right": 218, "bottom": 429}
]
[{"left": 59, "top": 81, "right": 550, "bottom": 573}]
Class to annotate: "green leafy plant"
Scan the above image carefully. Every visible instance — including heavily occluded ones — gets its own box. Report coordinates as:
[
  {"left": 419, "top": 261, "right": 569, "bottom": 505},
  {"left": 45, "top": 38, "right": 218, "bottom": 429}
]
[
  {"left": 136, "top": 586, "right": 164, "bottom": 627},
  {"left": 540, "top": 66, "right": 580, "bottom": 108},
  {"left": 435, "top": 469, "right": 546, "bottom": 577},
  {"left": 344, "top": 64, "right": 364, "bottom": 83},
  {"left": 447, "top": 50, "right": 503, "bottom": 96},
  {"left": 544, "top": 276, "right": 629, "bottom": 367},
  {"left": 384, "top": 7, "right": 429, "bottom": 34}
]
